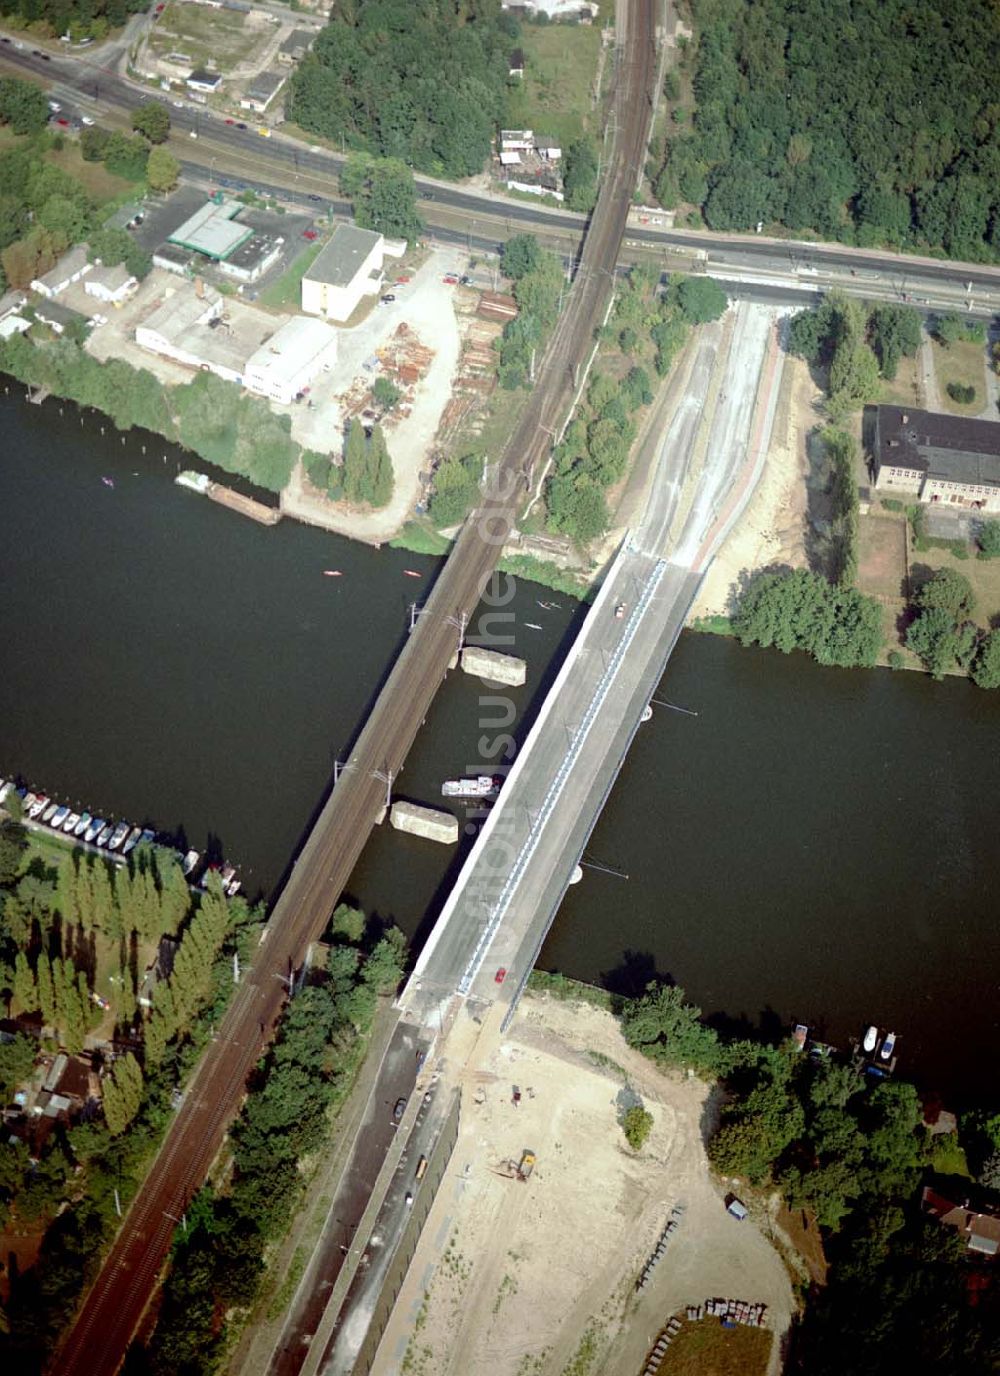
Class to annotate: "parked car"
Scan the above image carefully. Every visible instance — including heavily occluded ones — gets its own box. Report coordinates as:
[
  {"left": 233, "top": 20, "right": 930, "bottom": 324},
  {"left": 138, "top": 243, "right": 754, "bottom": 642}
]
[
  {"left": 392, "top": 1096, "right": 407, "bottom": 1124},
  {"left": 725, "top": 1195, "right": 748, "bottom": 1220},
  {"left": 80, "top": 114, "right": 94, "bottom": 125},
  {"left": 494, "top": 967, "right": 507, "bottom": 984},
  {"left": 224, "top": 117, "right": 235, "bottom": 125},
  {"left": 236, "top": 121, "right": 247, "bottom": 129},
  {"left": 459, "top": 274, "right": 472, "bottom": 285},
  {"left": 55, "top": 117, "right": 70, "bottom": 127},
  {"left": 380, "top": 293, "right": 395, "bottom": 304},
  {"left": 442, "top": 274, "right": 458, "bottom": 284},
  {"left": 395, "top": 275, "right": 411, "bottom": 285},
  {"left": 308, "top": 193, "right": 322, "bottom": 202},
  {"left": 302, "top": 229, "right": 317, "bottom": 240}
]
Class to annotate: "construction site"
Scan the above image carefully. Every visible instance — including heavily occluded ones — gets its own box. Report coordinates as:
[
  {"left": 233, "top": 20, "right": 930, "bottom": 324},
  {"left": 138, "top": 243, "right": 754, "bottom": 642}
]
[{"left": 371, "top": 991, "right": 798, "bottom": 1376}]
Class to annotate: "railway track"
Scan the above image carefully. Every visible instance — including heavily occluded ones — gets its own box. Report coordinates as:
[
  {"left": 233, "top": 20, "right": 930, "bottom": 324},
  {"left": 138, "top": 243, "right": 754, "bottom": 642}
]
[{"left": 52, "top": 3, "right": 659, "bottom": 1372}]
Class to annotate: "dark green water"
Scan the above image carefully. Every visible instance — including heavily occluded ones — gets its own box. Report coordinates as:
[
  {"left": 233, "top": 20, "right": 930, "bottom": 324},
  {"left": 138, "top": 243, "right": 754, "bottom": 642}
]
[{"left": 3, "top": 389, "right": 999, "bottom": 1099}]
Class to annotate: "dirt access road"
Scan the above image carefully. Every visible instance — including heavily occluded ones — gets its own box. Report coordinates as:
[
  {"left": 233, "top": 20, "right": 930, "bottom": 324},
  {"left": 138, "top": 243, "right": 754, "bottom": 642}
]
[{"left": 374, "top": 993, "right": 795, "bottom": 1376}]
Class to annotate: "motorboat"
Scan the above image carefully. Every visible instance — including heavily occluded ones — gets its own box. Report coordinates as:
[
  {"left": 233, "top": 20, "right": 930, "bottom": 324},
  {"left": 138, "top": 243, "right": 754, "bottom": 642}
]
[
  {"left": 792, "top": 1024, "right": 808, "bottom": 1052},
  {"left": 181, "top": 849, "right": 200, "bottom": 876},
  {"left": 107, "top": 821, "right": 130, "bottom": 850},
  {"left": 122, "top": 826, "right": 143, "bottom": 854},
  {"left": 62, "top": 812, "right": 81, "bottom": 834},
  {"left": 74, "top": 812, "right": 92, "bottom": 836},
  {"left": 84, "top": 817, "right": 105, "bottom": 843},
  {"left": 23, "top": 793, "right": 37, "bottom": 815},
  {"left": 862, "top": 1025, "right": 878, "bottom": 1054},
  {"left": 41, "top": 802, "right": 59, "bottom": 823},
  {"left": 442, "top": 775, "right": 502, "bottom": 800},
  {"left": 96, "top": 822, "right": 115, "bottom": 847},
  {"left": 225, "top": 877, "right": 242, "bottom": 897},
  {"left": 50, "top": 805, "right": 70, "bottom": 829},
  {"left": 879, "top": 1031, "right": 897, "bottom": 1062},
  {"left": 28, "top": 794, "right": 49, "bottom": 819}
]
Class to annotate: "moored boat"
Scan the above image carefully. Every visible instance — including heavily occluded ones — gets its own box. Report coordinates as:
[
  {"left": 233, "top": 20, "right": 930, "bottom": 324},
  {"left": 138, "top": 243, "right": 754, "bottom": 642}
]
[
  {"left": 441, "top": 775, "right": 502, "bottom": 799},
  {"left": 23, "top": 793, "right": 37, "bottom": 815},
  {"left": 792, "top": 1024, "right": 808, "bottom": 1052},
  {"left": 42, "top": 802, "right": 58, "bottom": 823},
  {"left": 220, "top": 864, "right": 236, "bottom": 888},
  {"left": 862, "top": 1025, "right": 878, "bottom": 1054},
  {"left": 107, "top": 821, "right": 130, "bottom": 850},
  {"left": 85, "top": 817, "right": 105, "bottom": 843},
  {"left": 74, "top": 812, "right": 92, "bottom": 836},
  {"left": 225, "top": 877, "right": 241, "bottom": 897},
  {"left": 122, "top": 826, "right": 143, "bottom": 854},
  {"left": 139, "top": 828, "right": 156, "bottom": 846},
  {"left": 181, "top": 849, "right": 200, "bottom": 876},
  {"left": 50, "top": 805, "right": 70, "bottom": 829},
  {"left": 28, "top": 794, "right": 49, "bottom": 819},
  {"left": 96, "top": 822, "right": 115, "bottom": 847},
  {"left": 879, "top": 1031, "right": 897, "bottom": 1061},
  {"left": 63, "top": 812, "right": 81, "bottom": 834}
]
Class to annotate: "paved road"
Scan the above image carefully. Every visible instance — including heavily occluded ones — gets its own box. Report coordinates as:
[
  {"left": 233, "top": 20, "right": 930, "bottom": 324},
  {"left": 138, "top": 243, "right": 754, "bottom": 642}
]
[{"left": 51, "top": 3, "right": 659, "bottom": 1372}]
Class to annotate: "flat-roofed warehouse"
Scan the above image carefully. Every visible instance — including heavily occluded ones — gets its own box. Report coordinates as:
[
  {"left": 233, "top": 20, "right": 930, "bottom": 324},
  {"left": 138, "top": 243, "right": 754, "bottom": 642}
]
[
  {"left": 243, "top": 316, "right": 338, "bottom": 405},
  {"left": 168, "top": 199, "right": 253, "bottom": 261},
  {"left": 301, "top": 223, "right": 385, "bottom": 323}
]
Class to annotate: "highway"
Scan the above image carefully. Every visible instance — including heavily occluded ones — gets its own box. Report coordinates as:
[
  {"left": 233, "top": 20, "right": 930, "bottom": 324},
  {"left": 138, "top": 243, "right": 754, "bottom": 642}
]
[{"left": 50, "top": 2, "right": 660, "bottom": 1373}]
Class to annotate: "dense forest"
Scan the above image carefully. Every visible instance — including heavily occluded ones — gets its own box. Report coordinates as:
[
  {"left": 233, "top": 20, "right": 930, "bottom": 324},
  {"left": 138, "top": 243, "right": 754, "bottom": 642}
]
[
  {"left": 659, "top": 0, "right": 1000, "bottom": 260},
  {"left": 0, "top": 0, "right": 146, "bottom": 42},
  {"left": 287, "top": 0, "right": 517, "bottom": 179}
]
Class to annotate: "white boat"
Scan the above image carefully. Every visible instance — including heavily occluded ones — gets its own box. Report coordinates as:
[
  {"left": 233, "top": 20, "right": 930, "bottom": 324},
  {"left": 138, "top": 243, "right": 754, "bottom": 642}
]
[
  {"left": 108, "top": 821, "right": 130, "bottom": 851},
  {"left": 0, "top": 782, "right": 12, "bottom": 806},
  {"left": 28, "top": 793, "right": 49, "bottom": 818},
  {"left": 220, "top": 864, "right": 236, "bottom": 888},
  {"left": 96, "top": 822, "right": 115, "bottom": 847},
  {"left": 792, "top": 1024, "right": 808, "bottom": 1051},
  {"left": 23, "top": 793, "right": 37, "bottom": 815},
  {"left": 42, "top": 802, "right": 59, "bottom": 823},
  {"left": 175, "top": 470, "right": 211, "bottom": 494},
  {"left": 862, "top": 1025, "right": 878, "bottom": 1054},
  {"left": 50, "top": 805, "right": 71, "bottom": 829},
  {"left": 225, "top": 877, "right": 242, "bottom": 897},
  {"left": 63, "top": 812, "right": 81, "bottom": 834},
  {"left": 181, "top": 849, "right": 200, "bottom": 876},
  {"left": 122, "top": 826, "right": 143, "bottom": 854},
  {"left": 441, "top": 775, "right": 502, "bottom": 799},
  {"left": 85, "top": 817, "right": 105, "bottom": 843},
  {"left": 879, "top": 1031, "right": 897, "bottom": 1061},
  {"left": 74, "top": 812, "right": 92, "bottom": 836}
]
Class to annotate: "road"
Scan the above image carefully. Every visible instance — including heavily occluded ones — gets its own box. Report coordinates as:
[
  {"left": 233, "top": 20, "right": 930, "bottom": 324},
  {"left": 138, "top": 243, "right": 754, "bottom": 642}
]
[
  {"left": 50, "top": 2, "right": 659, "bottom": 1373},
  {"left": 4, "top": 32, "right": 1000, "bottom": 313}
]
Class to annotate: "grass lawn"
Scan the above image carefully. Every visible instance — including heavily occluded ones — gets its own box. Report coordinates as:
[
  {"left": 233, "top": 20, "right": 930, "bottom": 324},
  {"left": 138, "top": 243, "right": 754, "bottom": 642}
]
[
  {"left": 931, "top": 337, "right": 987, "bottom": 415},
  {"left": 258, "top": 241, "right": 323, "bottom": 310},
  {"left": 879, "top": 352, "right": 921, "bottom": 409},
  {"left": 504, "top": 18, "right": 605, "bottom": 149},
  {"left": 45, "top": 142, "right": 137, "bottom": 205},
  {"left": 661, "top": 1319, "right": 772, "bottom": 1376},
  {"left": 149, "top": 0, "right": 263, "bottom": 68}
]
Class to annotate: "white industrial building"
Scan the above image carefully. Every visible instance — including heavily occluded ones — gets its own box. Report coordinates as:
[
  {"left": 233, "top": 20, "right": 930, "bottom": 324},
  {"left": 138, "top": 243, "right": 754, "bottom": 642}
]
[
  {"left": 31, "top": 245, "right": 91, "bottom": 299},
  {"left": 85, "top": 263, "right": 138, "bottom": 305},
  {"left": 301, "top": 223, "right": 385, "bottom": 323},
  {"left": 243, "top": 316, "right": 338, "bottom": 405},
  {"left": 135, "top": 285, "right": 227, "bottom": 374}
]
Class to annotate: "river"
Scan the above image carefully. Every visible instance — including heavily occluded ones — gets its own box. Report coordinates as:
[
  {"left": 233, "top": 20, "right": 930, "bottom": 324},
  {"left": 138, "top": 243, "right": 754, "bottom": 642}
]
[{"left": 3, "top": 389, "right": 998, "bottom": 1101}]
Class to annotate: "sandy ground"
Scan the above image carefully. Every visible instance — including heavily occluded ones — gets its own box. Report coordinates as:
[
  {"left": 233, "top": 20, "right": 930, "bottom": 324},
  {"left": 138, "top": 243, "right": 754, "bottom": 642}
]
[
  {"left": 688, "top": 354, "right": 820, "bottom": 621},
  {"left": 375, "top": 994, "right": 795, "bottom": 1376},
  {"left": 281, "top": 248, "right": 463, "bottom": 543}
]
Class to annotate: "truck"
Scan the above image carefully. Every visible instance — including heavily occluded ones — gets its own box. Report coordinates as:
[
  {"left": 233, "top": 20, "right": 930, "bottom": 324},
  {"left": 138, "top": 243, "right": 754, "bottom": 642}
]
[{"left": 517, "top": 1150, "right": 536, "bottom": 1182}]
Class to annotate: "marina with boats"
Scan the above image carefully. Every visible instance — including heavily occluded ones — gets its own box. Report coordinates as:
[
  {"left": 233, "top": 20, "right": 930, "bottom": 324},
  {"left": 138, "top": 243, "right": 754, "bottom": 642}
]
[{"left": 0, "top": 777, "right": 242, "bottom": 897}]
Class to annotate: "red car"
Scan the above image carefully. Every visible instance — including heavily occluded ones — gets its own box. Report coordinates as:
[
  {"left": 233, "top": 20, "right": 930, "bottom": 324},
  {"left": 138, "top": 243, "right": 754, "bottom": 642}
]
[
  {"left": 395, "top": 275, "right": 411, "bottom": 285},
  {"left": 302, "top": 229, "right": 318, "bottom": 240},
  {"left": 494, "top": 967, "right": 507, "bottom": 985},
  {"left": 442, "top": 275, "right": 458, "bottom": 284},
  {"left": 224, "top": 117, "right": 235, "bottom": 125},
  {"left": 56, "top": 117, "right": 70, "bottom": 127}
]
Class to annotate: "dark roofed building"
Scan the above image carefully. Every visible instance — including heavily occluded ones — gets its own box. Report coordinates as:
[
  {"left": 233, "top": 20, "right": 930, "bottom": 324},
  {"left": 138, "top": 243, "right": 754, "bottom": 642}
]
[
  {"left": 922, "top": 1186, "right": 1000, "bottom": 1258},
  {"left": 278, "top": 28, "right": 315, "bottom": 64},
  {"left": 509, "top": 48, "right": 525, "bottom": 77},
  {"left": 240, "top": 68, "right": 287, "bottom": 114},
  {"left": 870, "top": 404, "right": 1000, "bottom": 513}
]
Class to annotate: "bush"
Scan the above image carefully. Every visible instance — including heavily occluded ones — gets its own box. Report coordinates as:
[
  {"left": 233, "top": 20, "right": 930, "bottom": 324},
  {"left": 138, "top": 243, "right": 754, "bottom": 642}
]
[
  {"left": 978, "top": 519, "right": 1000, "bottom": 559},
  {"left": 622, "top": 1105, "right": 654, "bottom": 1152},
  {"left": 946, "top": 381, "right": 976, "bottom": 404}
]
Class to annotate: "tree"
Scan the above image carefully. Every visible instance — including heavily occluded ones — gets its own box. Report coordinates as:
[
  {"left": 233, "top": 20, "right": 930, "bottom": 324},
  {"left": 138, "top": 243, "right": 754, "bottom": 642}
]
[
  {"left": 329, "top": 902, "right": 365, "bottom": 944},
  {"left": 916, "top": 568, "right": 975, "bottom": 621},
  {"left": 372, "top": 376, "right": 401, "bottom": 411},
  {"left": 103, "top": 132, "right": 150, "bottom": 182},
  {"left": 827, "top": 296, "right": 881, "bottom": 420},
  {"left": 343, "top": 416, "right": 369, "bottom": 504},
  {"left": 80, "top": 126, "right": 112, "bottom": 163},
  {"left": 503, "top": 233, "right": 541, "bottom": 281},
  {"left": 674, "top": 275, "right": 728, "bottom": 324},
  {"left": 366, "top": 425, "right": 393, "bottom": 508},
  {"left": 0, "top": 1033, "right": 36, "bottom": 1098},
  {"left": 868, "top": 304, "right": 921, "bottom": 381},
  {"left": 0, "top": 818, "right": 27, "bottom": 886},
  {"left": 132, "top": 102, "right": 170, "bottom": 144},
  {"left": 906, "top": 606, "right": 976, "bottom": 679},
  {"left": 946, "top": 381, "right": 976, "bottom": 404},
  {"left": 146, "top": 146, "right": 180, "bottom": 193},
  {"left": 735, "top": 569, "right": 883, "bottom": 667},
  {"left": 620, "top": 981, "right": 722, "bottom": 1075},
  {"left": 340, "top": 154, "right": 422, "bottom": 242},
  {"left": 0, "top": 77, "right": 49, "bottom": 135},
  {"left": 622, "top": 1105, "right": 654, "bottom": 1151},
  {"left": 787, "top": 298, "right": 837, "bottom": 364},
  {"left": 971, "top": 629, "right": 1000, "bottom": 689},
  {"left": 102, "top": 1052, "right": 143, "bottom": 1136},
  {"left": 563, "top": 137, "right": 598, "bottom": 212},
  {"left": 13, "top": 952, "right": 37, "bottom": 1015},
  {"left": 977, "top": 520, "right": 1000, "bottom": 559}
]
